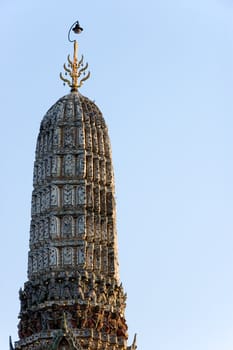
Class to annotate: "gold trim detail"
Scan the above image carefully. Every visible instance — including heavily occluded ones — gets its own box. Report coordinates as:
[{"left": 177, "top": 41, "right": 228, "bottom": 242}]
[{"left": 60, "top": 40, "right": 90, "bottom": 91}]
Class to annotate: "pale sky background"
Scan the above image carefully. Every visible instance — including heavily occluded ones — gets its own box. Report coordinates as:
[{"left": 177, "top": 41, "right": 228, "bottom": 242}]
[{"left": 0, "top": 1, "right": 233, "bottom": 349}]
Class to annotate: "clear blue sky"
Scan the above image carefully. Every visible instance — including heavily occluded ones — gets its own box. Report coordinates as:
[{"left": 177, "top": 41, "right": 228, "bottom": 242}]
[{"left": 0, "top": 1, "right": 233, "bottom": 349}]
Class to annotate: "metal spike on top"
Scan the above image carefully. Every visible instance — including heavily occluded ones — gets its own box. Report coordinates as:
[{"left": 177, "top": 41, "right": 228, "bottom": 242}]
[{"left": 60, "top": 21, "right": 90, "bottom": 92}]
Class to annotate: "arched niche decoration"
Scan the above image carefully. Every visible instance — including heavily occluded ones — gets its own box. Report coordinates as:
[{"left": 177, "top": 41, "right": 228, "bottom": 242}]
[
  {"left": 50, "top": 216, "right": 60, "bottom": 238},
  {"left": 62, "top": 215, "right": 74, "bottom": 237},
  {"left": 64, "top": 154, "right": 75, "bottom": 176},
  {"left": 63, "top": 184, "right": 75, "bottom": 206},
  {"left": 77, "top": 215, "right": 85, "bottom": 235},
  {"left": 51, "top": 185, "right": 60, "bottom": 207},
  {"left": 76, "top": 185, "right": 85, "bottom": 205}
]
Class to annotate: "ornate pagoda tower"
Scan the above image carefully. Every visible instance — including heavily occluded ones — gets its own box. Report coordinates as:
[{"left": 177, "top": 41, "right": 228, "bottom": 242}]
[{"left": 11, "top": 22, "right": 137, "bottom": 350}]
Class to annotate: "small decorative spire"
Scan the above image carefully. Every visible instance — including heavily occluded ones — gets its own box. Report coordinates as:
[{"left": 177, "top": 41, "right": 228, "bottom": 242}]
[
  {"left": 62, "top": 312, "right": 68, "bottom": 334},
  {"left": 60, "top": 21, "right": 90, "bottom": 92},
  {"left": 9, "top": 336, "right": 14, "bottom": 350}
]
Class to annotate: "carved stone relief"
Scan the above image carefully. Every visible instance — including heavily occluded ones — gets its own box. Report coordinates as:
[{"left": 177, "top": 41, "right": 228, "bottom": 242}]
[
  {"left": 51, "top": 185, "right": 60, "bottom": 207},
  {"left": 39, "top": 136, "right": 44, "bottom": 155},
  {"left": 63, "top": 184, "right": 74, "bottom": 206},
  {"left": 39, "top": 221, "right": 44, "bottom": 241},
  {"left": 41, "top": 159, "right": 45, "bottom": 181},
  {"left": 93, "top": 157, "right": 100, "bottom": 182},
  {"left": 44, "top": 219, "right": 49, "bottom": 239},
  {"left": 64, "top": 154, "right": 75, "bottom": 176},
  {"left": 28, "top": 253, "right": 32, "bottom": 276},
  {"left": 50, "top": 216, "right": 60, "bottom": 238},
  {"left": 38, "top": 249, "right": 44, "bottom": 270},
  {"left": 108, "top": 249, "right": 115, "bottom": 274},
  {"left": 64, "top": 101, "right": 74, "bottom": 120},
  {"left": 85, "top": 126, "right": 92, "bottom": 150},
  {"left": 53, "top": 127, "right": 61, "bottom": 148},
  {"left": 106, "top": 191, "right": 114, "bottom": 215},
  {"left": 35, "top": 137, "right": 40, "bottom": 156},
  {"left": 48, "top": 276, "right": 59, "bottom": 300},
  {"left": 100, "top": 159, "right": 106, "bottom": 184},
  {"left": 45, "top": 157, "right": 51, "bottom": 178},
  {"left": 86, "top": 214, "right": 94, "bottom": 238},
  {"left": 86, "top": 243, "right": 94, "bottom": 270},
  {"left": 32, "top": 252, "right": 38, "bottom": 273},
  {"left": 92, "top": 127, "right": 98, "bottom": 154},
  {"left": 77, "top": 125, "right": 85, "bottom": 148},
  {"left": 100, "top": 189, "right": 106, "bottom": 214},
  {"left": 49, "top": 247, "right": 58, "bottom": 266},
  {"left": 86, "top": 155, "right": 93, "bottom": 179},
  {"left": 34, "top": 223, "right": 39, "bottom": 242},
  {"left": 33, "top": 165, "right": 37, "bottom": 185},
  {"left": 43, "top": 248, "right": 49, "bottom": 268},
  {"left": 29, "top": 224, "right": 34, "bottom": 245},
  {"left": 95, "top": 216, "right": 101, "bottom": 241},
  {"left": 51, "top": 156, "right": 61, "bottom": 177},
  {"left": 45, "top": 189, "right": 50, "bottom": 210},
  {"left": 63, "top": 126, "right": 75, "bottom": 148},
  {"left": 37, "top": 163, "right": 42, "bottom": 183},
  {"left": 107, "top": 220, "right": 114, "bottom": 243},
  {"left": 31, "top": 195, "right": 36, "bottom": 216},
  {"left": 94, "top": 187, "right": 100, "bottom": 212},
  {"left": 62, "top": 247, "right": 73, "bottom": 265},
  {"left": 77, "top": 215, "right": 85, "bottom": 235},
  {"left": 101, "top": 220, "right": 108, "bottom": 242},
  {"left": 106, "top": 160, "right": 112, "bottom": 184},
  {"left": 36, "top": 194, "right": 41, "bottom": 214},
  {"left": 31, "top": 219, "right": 49, "bottom": 243},
  {"left": 94, "top": 246, "right": 101, "bottom": 271},
  {"left": 41, "top": 191, "right": 46, "bottom": 212},
  {"left": 47, "top": 100, "right": 64, "bottom": 123},
  {"left": 86, "top": 184, "right": 93, "bottom": 207},
  {"left": 76, "top": 185, "right": 85, "bottom": 205},
  {"left": 103, "top": 129, "right": 110, "bottom": 158},
  {"left": 62, "top": 277, "right": 72, "bottom": 299},
  {"left": 43, "top": 133, "right": 48, "bottom": 154},
  {"left": 61, "top": 215, "right": 74, "bottom": 237},
  {"left": 101, "top": 247, "right": 108, "bottom": 274},
  {"left": 77, "top": 242, "right": 86, "bottom": 265},
  {"left": 98, "top": 128, "right": 104, "bottom": 155},
  {"left": 47, "top": 130, "right": 53, "bottom": 151},
  {"left": 75, "top": 102, "right": 83, "bottom": 122},
  {"left": 76, "top": 153, "right": 85, "bottom": 177}
]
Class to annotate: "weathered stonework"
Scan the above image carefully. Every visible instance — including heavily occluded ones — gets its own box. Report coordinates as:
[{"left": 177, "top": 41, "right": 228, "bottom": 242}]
[{"left": 14, "top": 92, "right": 135, "bottom": 350}]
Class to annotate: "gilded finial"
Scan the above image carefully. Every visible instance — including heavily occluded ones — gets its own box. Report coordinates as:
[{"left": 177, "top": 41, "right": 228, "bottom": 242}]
[{"left": 60, "top": 21, "right": 90, "bottom": 92}]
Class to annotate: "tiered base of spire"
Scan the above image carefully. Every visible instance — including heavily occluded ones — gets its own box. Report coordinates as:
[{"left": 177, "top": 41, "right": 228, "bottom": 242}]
[{"left": 16, "top": 272, "right": 128, "bottom": 350}]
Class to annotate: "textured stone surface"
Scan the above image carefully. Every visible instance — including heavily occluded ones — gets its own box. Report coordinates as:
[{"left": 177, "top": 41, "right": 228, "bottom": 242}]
[{"left": 15, "top": 92, "right": 132, "bottom": 350}]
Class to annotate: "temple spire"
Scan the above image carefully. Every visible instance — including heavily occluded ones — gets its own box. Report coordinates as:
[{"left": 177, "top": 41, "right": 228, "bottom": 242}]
[
  {"left": 60, "top": 21, "right": 90, "bottom": 91},
  {"left": 12, "top": 21, "right": 134, "bottom": 350}
]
